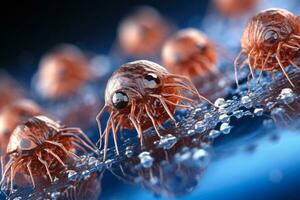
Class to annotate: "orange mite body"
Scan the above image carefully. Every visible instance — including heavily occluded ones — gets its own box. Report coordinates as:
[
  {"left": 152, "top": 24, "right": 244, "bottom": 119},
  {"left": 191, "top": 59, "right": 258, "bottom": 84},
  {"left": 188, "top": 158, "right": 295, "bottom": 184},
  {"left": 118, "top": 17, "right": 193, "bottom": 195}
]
[
  {"left": 162, "top": 28, "right": 217, "bottom": 79},
  {"left": 1, "top": 115, "right": 96, "bottom": 190},
  {"left": 0, "top": 74, "right": 25, "bottom": 110},
  {"left": 214, "top": 0, "right": 259, "bottom": 17},
  {"left": 118, "top": 6, "right": 170, "bottom": 56},
  {"left": 36, "top": 45, "right": 92, "bottom": 99},
  {"left": 96, "top": 60, "right": 212, "bottom": 160},
  {"left": 235, "top": 8, "right": 300, "bottom": 86},
  {"left": 0, "top": 100, "right": 42, "bottom": 154}
]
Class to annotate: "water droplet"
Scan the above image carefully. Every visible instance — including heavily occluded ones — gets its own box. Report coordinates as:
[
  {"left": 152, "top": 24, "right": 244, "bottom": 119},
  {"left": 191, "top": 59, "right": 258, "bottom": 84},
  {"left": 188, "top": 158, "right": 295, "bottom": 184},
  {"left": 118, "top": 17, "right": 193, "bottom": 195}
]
[
  {"left": 220, "top": 123, "right": 232, "bottom": 134},
  {"left": 156, "top": 134, "right": 177, "bottom": 150},
  {"left": 175, "top": 147, "right": 192, "bottom": 163},
  {"left": 82, "top": 170, "right": 90, "bottom": 180},
  {"left": 241, "top": 95, "right": 252, "bottom": 108},
  {"left": 214, "top": 98, "right": 226, "bottom": 107},
  {"left": 194, "top": 121, "right": 206, "bottom": 134},
  {"left": 233, "top": 110, "right": 244, "bottom": 119},
  {"left": 219, "top": 114, "right": 230, "bottom": 123},
  {"left": 67, "top": 170, "right": 78, "bottom": 181},
  {"left": 50, "top": 192, "right": 61, "bottom": 200},
  {"left": 208, "top": 130, "right": 221, "bottom": 139},
  {"left": 88, "top": 156, "right": 97, "bottom": 166},
  {"left": 186, "top": 129, "right": 195, "bottom": 136},
  {"left": 138, "top": 152, "right": 154, "bottom": 168},
  {"left": 278, "top": 88, "right": 295, "bottom": 104},
  {"left": 125, "top": 146, "right": 134, "bottom": 158},
  {"left": 192, "top": 149, "right": 209, "bottom": 167},
  {"left": 254, "top": 108, "right": 264, "bottom": 116}
]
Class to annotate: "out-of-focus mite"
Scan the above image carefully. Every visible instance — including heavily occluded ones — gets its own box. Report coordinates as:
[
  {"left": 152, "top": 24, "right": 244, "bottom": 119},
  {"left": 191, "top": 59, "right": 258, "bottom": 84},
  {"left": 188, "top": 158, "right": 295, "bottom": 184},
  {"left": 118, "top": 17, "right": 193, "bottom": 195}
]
[
  {"left": 214, "top": 0, "right": 259, "bottom": 17},
  {"left": 234, "top": 8, "right": 300, "bottom": 87},
  {"left": 0, "top": 115, "right": 97, "bottom": 191},
  {"left": 118, "top": 6, "right": 170, "bottom": 57},
  {"left": 96, "top": 60, "right": 214, "bottom": 160},
  {"left": 0, "top": 99, "right": 42, "bottom": 154},
  {"left": 35, "top": 45, "right": 92, "bottom": 99},
  {"left": 162, "top": 28, "right": 217, "bottom": 79},
  {"left": 0, "top": 73, "right": 25, "bottom": 111}
]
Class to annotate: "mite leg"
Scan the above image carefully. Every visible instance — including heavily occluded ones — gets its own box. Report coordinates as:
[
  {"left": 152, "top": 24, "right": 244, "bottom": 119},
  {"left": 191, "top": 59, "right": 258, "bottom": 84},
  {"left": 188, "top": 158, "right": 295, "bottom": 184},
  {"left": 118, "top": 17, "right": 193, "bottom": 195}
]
[
  {"left": 96, "top": 105, "right": 108, "bottom": 148},
  {"left": 45, "top": 140, "right": 80, "bottom": 160},
  {"left": 37, "top": 153, "right": 53, "bottom": 182},
  {"left": 26, "top": 160, "right": 35, "bottom": 188},
  {"left": 275, "top": 54, "right": 295, "bottom": 87},
  {"left": 149, "top": 94, "right": 177, "bottom": 127},
  {"left": 144, "top": 105, "right": 162, "bottom": 137},
  {"left": 44, "top": 148, "right": 66, "bottom": 167}
]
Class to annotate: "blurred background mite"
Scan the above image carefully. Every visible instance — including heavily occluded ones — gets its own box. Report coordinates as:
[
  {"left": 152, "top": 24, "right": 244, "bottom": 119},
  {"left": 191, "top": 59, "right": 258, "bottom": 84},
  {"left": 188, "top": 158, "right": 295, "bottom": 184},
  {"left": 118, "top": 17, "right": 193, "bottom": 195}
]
[
  {"left": 117, "top": 6, "right": 171, "bottom": 58},
  {"left": 214, "top": 0, "right": 260, "bottom": 17},
  {"left": 162, "top": 28, "right": 217, "bottom": 79},
  {"left": 33, "top": 44, "right": 104, "bottom": 129}
]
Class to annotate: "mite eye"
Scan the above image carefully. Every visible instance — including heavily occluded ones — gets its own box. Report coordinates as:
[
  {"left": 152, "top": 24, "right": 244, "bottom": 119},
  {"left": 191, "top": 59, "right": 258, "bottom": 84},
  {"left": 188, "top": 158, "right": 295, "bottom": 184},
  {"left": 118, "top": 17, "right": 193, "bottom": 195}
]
[
  {"left": 112, "top": 91, "right": 129, "bottom": 109},
  {"left": 264, "top": 30, "right": 279, "bottom": 44},
  {"left": 144, "top": 73, "right": 160, "bottom": 88},
  {"left": 196, "top": 43, "right": 207, "bottom": 51},
  {"left": 19, "top": 138, "right": 37, "bottom": 150}
]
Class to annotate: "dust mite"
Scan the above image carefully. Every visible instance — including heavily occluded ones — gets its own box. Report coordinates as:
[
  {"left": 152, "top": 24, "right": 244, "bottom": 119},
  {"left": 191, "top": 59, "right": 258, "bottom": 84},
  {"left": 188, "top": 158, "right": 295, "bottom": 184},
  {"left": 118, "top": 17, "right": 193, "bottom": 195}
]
[
  {"left": 214, "top": 0, "right": 259, "bottom": 17},
  {"left": 162, "top": 28, "right": 217, "bottom": 79},
  {"left": 0, "top": 99, "right": 42, "bottom": 154},
  {"left": 96, "top": 60, "right": 214, "bottom": 160},
  {"left": 36, "top": 45, "right": 92, "bottom": 99},
  {"left": 0, "top": 116, "right": 97, "bottom": 190},
  {"left": 234, "top": 8, "right": 300, "bottom": 87},
  {"left": 118, "top": 6, "right": 170, "bottom": 56}
]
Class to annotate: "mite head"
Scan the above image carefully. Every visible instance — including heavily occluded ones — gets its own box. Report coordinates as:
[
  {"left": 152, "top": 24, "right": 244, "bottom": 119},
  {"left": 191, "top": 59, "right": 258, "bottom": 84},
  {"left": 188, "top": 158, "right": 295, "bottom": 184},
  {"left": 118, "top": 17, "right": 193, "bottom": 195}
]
[
  {"left": 6, "top": 116, "right": 58, "bottom": 155},
  {"left": 242, "top": 8, "right": 298, "bottom": 51},
  {"left": 105, "top": 60, "right": 168, "bottom": 114}
]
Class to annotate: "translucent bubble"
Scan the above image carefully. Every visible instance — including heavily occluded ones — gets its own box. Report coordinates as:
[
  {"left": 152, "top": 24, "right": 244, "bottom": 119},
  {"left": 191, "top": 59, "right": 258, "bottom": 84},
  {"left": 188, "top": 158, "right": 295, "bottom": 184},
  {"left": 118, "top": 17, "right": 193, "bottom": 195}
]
[
  {"left": 125, "top": 146, "right": 134, "bottom": 158},
  {"left": 219, "top": 114, "right": 230, "bottom": 123},
  {"left": 192, "top": 149, "right": 209, "bottom": 167},
  {"left": 254, "top": 108, "right": 264, "bottom": 116},
  {"left": 194, "top": 121, "right": 206, "bottom": 134},
  {"left": 50, "top": 192, "right": 61, "bottom": 200},
  {"left": 138, "top": 151, "right": 154, "bottom": 168},
  {"left": 220, "top": 123, "right": 232, "bottom": 134},
  {"left": 278, "top": 88, "right": 295, "bottom": 104},
  {"left": 214, "top": 98, "right": 227, "bottom": 107},
  {"left": 67, "top": 170, "right": 78, "bottom": 181},
  {"left": 156, "top": 134, "right": 177, "bottom": 150},
  {"left": 175, "top": 147, "right": 192, "bottom": 163},
  {"left": 241, "top": 95, "right": 252, "bottom": 108},
  {"left": 208, "top": 130, "right": 221, "bottom": 139},
  {"left": 82, "top": 170, "right": 90, "bottom": 180},
  {"left": 233, "top": 110, "right": 244, "bottom": 119}
]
